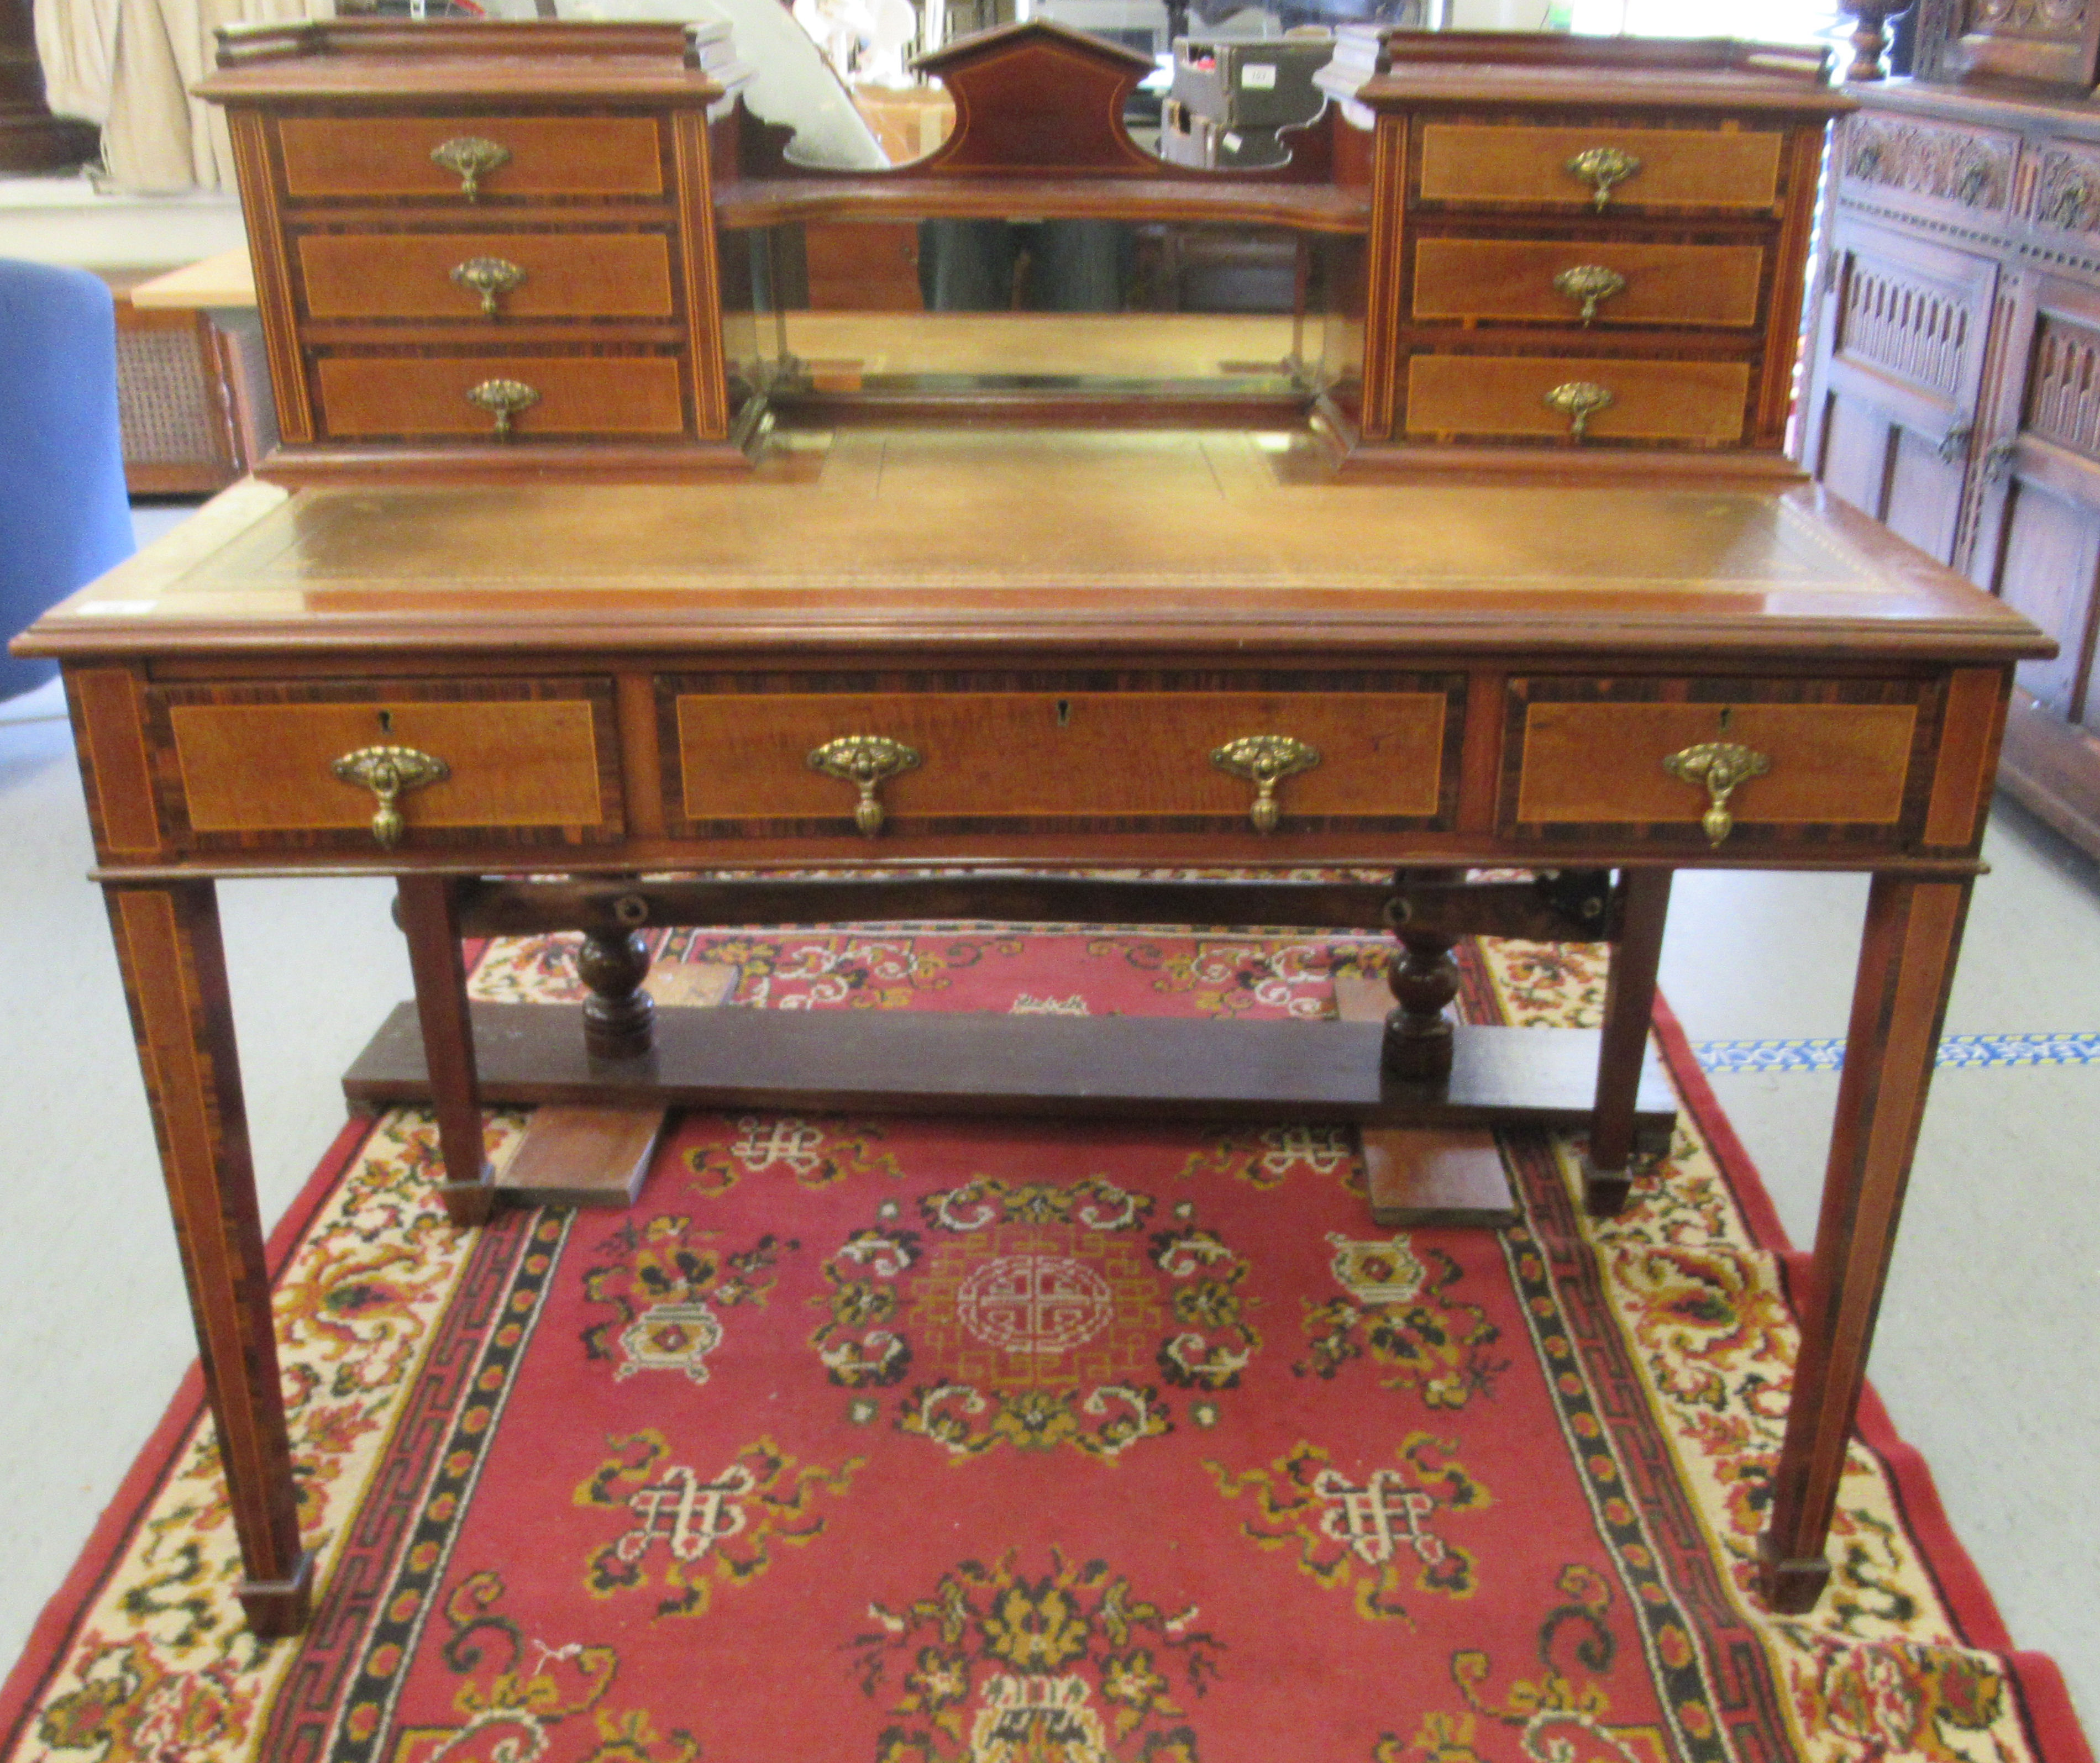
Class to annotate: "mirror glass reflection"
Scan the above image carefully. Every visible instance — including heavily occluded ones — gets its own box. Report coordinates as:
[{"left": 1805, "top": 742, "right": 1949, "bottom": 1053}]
[{"left": 734, "top": 221, "right": 1330, "bottom": 398}]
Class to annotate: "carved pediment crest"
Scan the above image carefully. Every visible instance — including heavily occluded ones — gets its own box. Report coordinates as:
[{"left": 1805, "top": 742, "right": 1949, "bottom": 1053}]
[{"left": 909, "top": 19, "right": 1161, "bottom": 175}]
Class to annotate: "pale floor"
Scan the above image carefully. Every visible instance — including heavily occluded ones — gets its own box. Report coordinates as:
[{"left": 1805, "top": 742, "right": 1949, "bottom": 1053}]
[{"left": 1, "top": 507, "right": 2096, "bottom": 1739}]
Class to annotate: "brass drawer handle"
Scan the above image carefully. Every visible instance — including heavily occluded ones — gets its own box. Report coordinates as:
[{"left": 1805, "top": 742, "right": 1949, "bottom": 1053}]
[
  {"left": 452, "top": 255, "right": 526, "bottom": 317},
  {"left": 1663, "top": 739, "right": 1770, "bottom": 846},
  {"left": 431, "top": 135, "right": 510, "bottom": 201},
  {"left": 1566, "top": 146, "right": 1642, "bottom": 210},
  {"left": 1553, "top": 264, "right": 1626, "bottom": 326},
  {"left": 1210, "top": 734, "right": 1320, "bottom": 834},
  {"left": 1546, "top": 381, "right": 1614, "bottom": 442},
  {"left": 466, "top": 378, "right": 539, "bottom": 439},
  {"left": 808, "top": 734, "right": 921, "bottom": 836},
  {"left": 332, "top": 744, "right": 450, "bottom": 849}
]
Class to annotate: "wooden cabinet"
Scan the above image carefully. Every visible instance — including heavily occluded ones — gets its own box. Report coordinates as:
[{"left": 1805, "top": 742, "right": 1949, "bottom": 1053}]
[
  {"left": 1800, "top": 80, "right": 2100, "bottom": 856},
  {"left": 194, "top": 20, "right": 754, "bottom": 484}
]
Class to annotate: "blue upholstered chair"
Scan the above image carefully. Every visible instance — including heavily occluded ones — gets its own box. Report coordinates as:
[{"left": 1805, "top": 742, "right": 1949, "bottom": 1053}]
[{"left": 0, "top": 259, "right": 134, "bottom": 700}]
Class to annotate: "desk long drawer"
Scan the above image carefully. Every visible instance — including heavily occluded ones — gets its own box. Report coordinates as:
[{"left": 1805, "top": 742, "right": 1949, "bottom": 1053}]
[
  {"left": 1501, "top": 676, "right": 1935, "bottom": 850},
  {"left": 145, "top": 680, "right": 626, "bottom": 852},
  {"left": 662, "top": 684, "right": 1464, "bottom": 836}
]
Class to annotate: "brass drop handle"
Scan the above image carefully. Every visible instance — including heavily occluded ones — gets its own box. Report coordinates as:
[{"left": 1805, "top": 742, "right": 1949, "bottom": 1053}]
[
  {"left": 452, "top": 255, "right": 526, "bottom": 317},
  {"left": 466, "top": 378, "right": 539, "bottom": 439},
  {"left": 808, "top": 734, "right": 921, "bottom": 836},
  {"left": 1546, "top": 381, "right": 1614, "bottom": 442},
  {"left": 1663, "top": 739, "right": 1771, "bottom": 847},
  {"left": 430, "top": 135, "right": 511, "bottom": 201},
  {"left": 332, "top": 744, "right": 450, "bottom": 849},
  {"left": 1210, "top": 734, "right": 1320, "bottom": 834},
  {"left": 1553, "top": 264, "right": 1626, "bottom": 327},
  {"left": 1566, "top": 146, "right": 1642, "bottom": 210}
]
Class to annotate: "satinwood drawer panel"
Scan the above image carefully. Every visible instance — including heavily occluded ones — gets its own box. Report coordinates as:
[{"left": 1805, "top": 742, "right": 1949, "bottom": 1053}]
[
  {"left": 664, "top": 685, "right": 1463, "bottom": 835},
  {"left": 146, "top": 680, "right": 624, "bottom": 851},
  {"left": 275, "top": 116, "right": 665, "bottom": 201},
  {"left": 296, "top": 232, "right": 676, "bottom": 322},
  {"left": 1501, "top": 677, "right": 1935, "bottom": 849},
  {"left": 1415, "top": 124, "right": 1785, "bottom": 212},
  {"left": 1406, "top": 356, "right": 1749, "bottom": 443},
  {"left": 314, "top": 355, "right": 686, "bottom": 439},
  {"left": 1410, "top": 238, "right": 1766, "bottom": 329}
]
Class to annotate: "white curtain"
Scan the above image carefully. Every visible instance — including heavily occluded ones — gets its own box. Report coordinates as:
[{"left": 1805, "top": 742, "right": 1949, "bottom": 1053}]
[{"left": 35, "top": 0, "right": 332, "bottom": 192}]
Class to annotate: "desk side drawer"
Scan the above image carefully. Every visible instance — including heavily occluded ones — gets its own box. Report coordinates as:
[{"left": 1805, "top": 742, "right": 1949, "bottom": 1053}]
[
  {"left": 1405, "top": 355, "right": 1750, "bottom": 444},
  {"left": 276, "top": 115, "right": 666, "bottom": 202},
  {"left": 1416, "top": 123, "right": 1785, "bottom": 212},
  {"left": 663, "top": 685, "right": 1462, "bottom": 836},
  {"left": 1410, "top": 237, "right": 1767, "bottom": 329},
  {"left": 313, "top": 354, "right": 688, "bottom": 439},
  {"left": 1500, "top": 677, "right": 1933, "bottom": 850},
  {"left": 148, "top": 680, "right": 624, "bottom": 852},
  {"left": 296, "top": 231, "right": 676, "bottom": 323}
]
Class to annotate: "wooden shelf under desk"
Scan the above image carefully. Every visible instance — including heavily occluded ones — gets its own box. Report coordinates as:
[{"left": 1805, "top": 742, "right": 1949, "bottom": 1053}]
[{"left": 342, "top": 1002, "right": 1679, "bottom": 1142}]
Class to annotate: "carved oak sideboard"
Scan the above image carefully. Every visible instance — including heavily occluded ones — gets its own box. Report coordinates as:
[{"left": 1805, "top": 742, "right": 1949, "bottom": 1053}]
[{"left": 1803, "top": 77, "right": 2100, "bottom": 858}]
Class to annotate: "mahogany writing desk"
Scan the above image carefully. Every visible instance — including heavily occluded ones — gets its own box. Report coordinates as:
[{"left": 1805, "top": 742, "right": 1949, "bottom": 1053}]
[{"left": 14, "top": 427, "right": 2049, "bottom": 1638}]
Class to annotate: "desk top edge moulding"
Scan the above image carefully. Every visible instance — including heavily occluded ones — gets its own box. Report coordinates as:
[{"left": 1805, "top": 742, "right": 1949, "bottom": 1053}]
[
  {"left": 9, "top": 15, "right": 2061, "bottom": 1649},
  {"left": 193, "top": 17, "right": 1856, "bottom": 486}
]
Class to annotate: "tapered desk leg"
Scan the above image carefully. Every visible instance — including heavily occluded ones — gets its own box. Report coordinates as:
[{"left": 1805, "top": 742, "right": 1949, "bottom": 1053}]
[
  {"left": 1758, "top": 874, "right": 1972, "bottom": 1613},
  {"left": 397, "top": 875, "right": 495, "bottom": 1227},
  {"left": 1584, "top": 867, "right": 1672, "bottom": 1217},
  {"left": 104, "top": 881, "right": 313, "bottom": 1635}
]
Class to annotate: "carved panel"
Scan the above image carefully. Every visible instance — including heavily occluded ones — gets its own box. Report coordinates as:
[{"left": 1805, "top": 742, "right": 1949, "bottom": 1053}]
[
  {"left": 1841, "top": 116, "right": 2013, "bottom": 212},
  {"left": 1966, "top": 0, "right": 2087, "bottom": 43},
  {"left": 1838, "top": 261, "right": 1975, "bottom": 394},
  {"left": 1948, "top": 0, "right": 2100, "bottom": 86},
  {"left": 2031, "top": 146, "right": 2100, "bottom": 233},
  {"left": 2028, "top": 313, "right": 2100, "bottom": 455}
]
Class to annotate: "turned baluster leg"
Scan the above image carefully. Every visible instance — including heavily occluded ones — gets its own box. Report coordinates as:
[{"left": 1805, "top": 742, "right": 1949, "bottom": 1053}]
[
  {"left": 578, "top": 925, "right": 655, "bottom": 1059},
  {"left": 397, "top": 875, "right": 495, "bottom": 1227},
  {"left": 1584, "top": 867, "right": 1673, "bottom": 1217},
  {"left": 1383, "top": 866, "right": 1463, "bottom": 1083},
  {"left": 1840, "top": 0, "right": 1898, "bottom": 81},
  {"left": 104, "top": 880, "right": 313, "bottom": 1635},
  {"left": 1758, "top": 874, "right": 1971, "bottom": 1613}
]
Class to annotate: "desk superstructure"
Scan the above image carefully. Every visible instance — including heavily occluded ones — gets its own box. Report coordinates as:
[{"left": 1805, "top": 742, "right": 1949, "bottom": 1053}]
[{"left": 193, "top": 18, "right": 1848, "bottom": 482}]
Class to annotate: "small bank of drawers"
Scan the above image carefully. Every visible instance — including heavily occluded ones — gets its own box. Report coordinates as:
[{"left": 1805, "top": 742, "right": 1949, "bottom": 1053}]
[
  {"left": 135, "top": 673, "right": 1942, "bottom": 857},
  {"left": 268, "top": 110, "right": 699, "bottom": 449},
  {"left": 1377, "top": 107, "right": 1825, "bottom": 454}
]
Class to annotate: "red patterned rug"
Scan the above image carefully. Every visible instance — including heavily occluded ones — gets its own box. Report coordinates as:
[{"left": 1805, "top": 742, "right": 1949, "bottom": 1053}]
[{"left": 2, "top": 926, "right": 2090, "bottom": 1763}]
